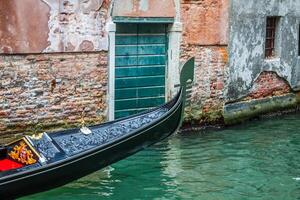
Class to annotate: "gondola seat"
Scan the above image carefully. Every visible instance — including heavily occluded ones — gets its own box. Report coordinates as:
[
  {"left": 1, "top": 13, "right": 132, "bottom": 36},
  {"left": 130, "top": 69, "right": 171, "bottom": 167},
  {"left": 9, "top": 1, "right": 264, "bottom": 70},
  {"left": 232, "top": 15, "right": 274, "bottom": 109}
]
[
  {"left": 0, "top": 159, "right": 24, "bottom": 171},
  {"left": 0, "top": 138, "right": 42, "bottom": 173},
  {"left": 0, "top": 145, "right": 24, "bottom": 172}
]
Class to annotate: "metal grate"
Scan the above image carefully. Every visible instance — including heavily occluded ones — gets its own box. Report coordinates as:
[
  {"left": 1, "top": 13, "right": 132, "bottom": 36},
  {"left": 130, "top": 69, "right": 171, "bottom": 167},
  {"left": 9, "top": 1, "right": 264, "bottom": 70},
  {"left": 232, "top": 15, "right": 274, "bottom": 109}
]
[{"left": 265, "top": 17, "right": 278, "bottom": 58}]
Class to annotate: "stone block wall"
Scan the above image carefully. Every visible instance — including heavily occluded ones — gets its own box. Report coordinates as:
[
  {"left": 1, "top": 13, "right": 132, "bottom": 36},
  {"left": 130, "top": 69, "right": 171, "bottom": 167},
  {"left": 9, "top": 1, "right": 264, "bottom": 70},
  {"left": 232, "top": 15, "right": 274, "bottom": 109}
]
[{"left": 0, "top": 52, "right": 108, "bottom": 141}]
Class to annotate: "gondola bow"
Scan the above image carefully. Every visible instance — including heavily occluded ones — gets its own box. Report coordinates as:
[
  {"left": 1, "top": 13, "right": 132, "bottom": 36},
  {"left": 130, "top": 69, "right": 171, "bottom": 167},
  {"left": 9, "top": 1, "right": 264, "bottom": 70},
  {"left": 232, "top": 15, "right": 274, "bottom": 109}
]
[{"left": 0, "top": 58, "right": 195, "bottom": 199}]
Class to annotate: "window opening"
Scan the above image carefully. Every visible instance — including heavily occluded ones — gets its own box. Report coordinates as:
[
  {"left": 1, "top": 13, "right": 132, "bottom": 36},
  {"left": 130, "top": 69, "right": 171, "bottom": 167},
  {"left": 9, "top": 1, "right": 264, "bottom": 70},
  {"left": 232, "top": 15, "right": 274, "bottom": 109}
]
[{"left": 265, "top": 17, "right": 278, "bottom": 58}]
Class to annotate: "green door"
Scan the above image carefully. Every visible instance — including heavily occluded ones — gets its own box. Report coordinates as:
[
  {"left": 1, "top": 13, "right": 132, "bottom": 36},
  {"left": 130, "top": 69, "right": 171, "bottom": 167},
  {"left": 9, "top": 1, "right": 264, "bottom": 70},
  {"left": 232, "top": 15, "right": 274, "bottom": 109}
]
[{"left": 115, "top": 24, "right": 167, "bottom": 119}]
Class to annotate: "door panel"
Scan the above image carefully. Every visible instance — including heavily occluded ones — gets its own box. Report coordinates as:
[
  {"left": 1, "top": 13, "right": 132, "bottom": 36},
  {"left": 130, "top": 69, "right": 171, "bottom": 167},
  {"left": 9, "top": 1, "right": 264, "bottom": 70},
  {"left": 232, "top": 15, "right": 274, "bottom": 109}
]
[
  {"left": 115, "top": 76, "right": 165, "bottom": 89},
  {"left": 115, "top": 87, "right": 165, "bottom": 100},
  {"left": 115, "top": 24, "right": 167, "bottom": 119},
  {"left": 115, "top": 66, "right": 165, "bottom": 78}
]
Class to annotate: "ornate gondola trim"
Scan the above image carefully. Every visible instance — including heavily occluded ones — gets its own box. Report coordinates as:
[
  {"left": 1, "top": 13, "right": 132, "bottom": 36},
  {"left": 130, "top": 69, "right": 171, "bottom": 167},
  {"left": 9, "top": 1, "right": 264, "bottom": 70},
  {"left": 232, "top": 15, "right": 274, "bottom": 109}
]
[{"left": 8, "top": 141, "right": 37, "bottom": 165}]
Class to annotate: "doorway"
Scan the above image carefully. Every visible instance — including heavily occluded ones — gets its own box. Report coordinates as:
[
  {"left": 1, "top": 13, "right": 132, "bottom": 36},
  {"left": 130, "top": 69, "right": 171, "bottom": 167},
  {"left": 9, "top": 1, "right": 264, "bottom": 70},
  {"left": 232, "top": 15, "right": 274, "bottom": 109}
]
[{"left": 114, "top": 23, "right": 168, "bottom": 119}]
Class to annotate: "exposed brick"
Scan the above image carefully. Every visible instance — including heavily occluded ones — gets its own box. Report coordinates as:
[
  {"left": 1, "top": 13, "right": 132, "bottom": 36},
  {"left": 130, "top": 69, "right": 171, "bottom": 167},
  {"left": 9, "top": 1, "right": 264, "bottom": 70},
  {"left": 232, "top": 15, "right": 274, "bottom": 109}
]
[
  {"left": 243, "top": 72, "right": 291, "bottom": 101},
  {"left": 181, "top": 44, "right": 228, "bottom": 124},
  {"left": 0, "top": 52, "right": 108, "bottom": 138},
  {"left": 180, "top": 0, "right": 229, "bottom": 125}
]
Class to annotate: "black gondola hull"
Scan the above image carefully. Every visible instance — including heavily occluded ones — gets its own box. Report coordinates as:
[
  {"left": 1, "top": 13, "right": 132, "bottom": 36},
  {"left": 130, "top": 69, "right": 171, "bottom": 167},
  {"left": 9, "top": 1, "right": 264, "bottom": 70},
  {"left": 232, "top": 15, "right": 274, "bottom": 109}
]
[{"left": 0, "top": 99, "right": 183, "bottom": 199}]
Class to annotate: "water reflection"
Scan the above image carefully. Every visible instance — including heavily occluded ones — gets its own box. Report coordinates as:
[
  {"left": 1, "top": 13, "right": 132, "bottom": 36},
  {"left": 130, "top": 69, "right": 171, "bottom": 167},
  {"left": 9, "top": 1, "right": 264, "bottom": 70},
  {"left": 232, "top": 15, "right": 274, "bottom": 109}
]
[{"left": 21, "top": 114, "right": 300, "bottom": 200}]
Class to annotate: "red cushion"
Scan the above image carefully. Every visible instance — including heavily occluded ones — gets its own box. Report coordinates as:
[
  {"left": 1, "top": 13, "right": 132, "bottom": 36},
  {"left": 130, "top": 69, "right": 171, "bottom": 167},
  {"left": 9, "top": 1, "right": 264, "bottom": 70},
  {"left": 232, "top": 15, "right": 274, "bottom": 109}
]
[{"left": 0, "top": 159, "right": 24, "bottom": 171}]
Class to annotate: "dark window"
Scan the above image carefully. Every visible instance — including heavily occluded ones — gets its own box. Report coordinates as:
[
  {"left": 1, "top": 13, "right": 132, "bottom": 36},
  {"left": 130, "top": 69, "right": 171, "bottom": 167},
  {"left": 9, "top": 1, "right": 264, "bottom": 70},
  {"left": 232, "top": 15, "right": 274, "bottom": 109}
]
[{"left": 265, "top": 17, "right": 278, "bottom": 58}]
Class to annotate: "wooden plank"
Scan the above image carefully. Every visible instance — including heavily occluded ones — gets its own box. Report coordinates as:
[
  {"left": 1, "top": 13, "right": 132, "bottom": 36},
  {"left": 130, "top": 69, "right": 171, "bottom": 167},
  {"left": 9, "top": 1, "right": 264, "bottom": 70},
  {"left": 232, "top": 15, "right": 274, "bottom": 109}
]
[
  {"left": 115, "top": 88, "right": 137, "bottom": 99},
  {"left": 138, "top": 24, "right": 166, "bottom": 34},
  {"left": 138, "top": 87, "right": 165, "bottom": 98},
  {"left": 115, "top": 111, "right": 131, "bottom": 119},
  {"left": 115, "top": 86, "right": 165, "bottom": 100},
  {"left": 115, "top": 99, "right": 137, "bottom": 110},
  {"left": 138, "top": 45, "right": 165, "bottom": 55},
  {"left": 116, "top": 44, "right": 165, "bottom": 56},
  {"left": 116, "top": 35, "right": 166, "bottom": 45},
  {"left": 115, "top": 97, "right": 165, "bottom": 110},
  {"left": 116, "top": 24, "right": 137, "bottom": 33},
  {"left": 139, "top": 35, "right": 166, "bottom": 44},
  {"left": 115, "top": 56, "right": 137, "bottom": 67},
  {"left": 116, "top": 66, "right": 165, "bottom": 78},
  {"left": 138, "top": 55, "right": 165, "bottom": 65},
  {"left": 115, "top": 76, "right": 165, "bottom": 89},
  {"left": 116, "top": 35, "right": 138, "bottom": 45},
  {"left": 137, "top": 97, "right": 165, "bottom": 108},
  {"left": 116, "top": 46, "right": 138, "bottom": 56}
]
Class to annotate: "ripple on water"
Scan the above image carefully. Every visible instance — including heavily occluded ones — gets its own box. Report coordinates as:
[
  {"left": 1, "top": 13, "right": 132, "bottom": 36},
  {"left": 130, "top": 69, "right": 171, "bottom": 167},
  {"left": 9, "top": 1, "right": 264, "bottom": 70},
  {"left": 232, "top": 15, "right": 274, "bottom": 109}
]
[{"left": 21, "top": 114, "right": 300, "bottom": 200}]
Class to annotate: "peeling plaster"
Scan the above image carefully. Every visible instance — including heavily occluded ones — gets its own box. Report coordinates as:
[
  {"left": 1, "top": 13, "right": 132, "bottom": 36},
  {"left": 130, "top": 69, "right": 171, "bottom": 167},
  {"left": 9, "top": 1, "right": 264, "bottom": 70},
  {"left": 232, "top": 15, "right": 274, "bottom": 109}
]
[
  {"left": 112, "top": 0, "right": 175, "bottom": 18},
  {"left": 180, "top": 0, "right": 229, "bottom": 45},
  {"left": 139, "top": 0, "right": 149, "bottom": 12},
  {"left": 227, "top": 0, "right": 300, "bottom": 101},
  {"left": 0, "top": 0, "right": 50, "bottom": 53},
  {"left": 42, "top": 0, "right": 108, "bottom": 52}
]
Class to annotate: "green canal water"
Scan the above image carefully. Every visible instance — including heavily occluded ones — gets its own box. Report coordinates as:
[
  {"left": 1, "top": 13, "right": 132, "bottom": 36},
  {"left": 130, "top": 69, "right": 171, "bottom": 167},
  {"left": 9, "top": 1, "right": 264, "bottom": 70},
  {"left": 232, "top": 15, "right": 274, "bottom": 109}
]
[{"left": 21, "top": 114, "right": 300, "bottom": 200}]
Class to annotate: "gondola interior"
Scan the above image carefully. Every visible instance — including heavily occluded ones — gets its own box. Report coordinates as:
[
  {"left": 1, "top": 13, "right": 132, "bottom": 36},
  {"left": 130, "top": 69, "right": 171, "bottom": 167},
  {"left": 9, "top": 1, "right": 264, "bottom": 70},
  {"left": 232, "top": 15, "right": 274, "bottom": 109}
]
[{"left": 0, "top": 106, "right": 169, "bottom": 176}]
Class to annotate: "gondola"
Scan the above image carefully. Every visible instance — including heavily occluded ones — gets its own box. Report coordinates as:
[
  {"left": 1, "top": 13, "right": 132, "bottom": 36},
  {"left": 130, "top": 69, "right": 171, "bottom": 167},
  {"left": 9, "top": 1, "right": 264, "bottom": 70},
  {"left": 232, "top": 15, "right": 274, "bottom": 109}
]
[{"left": 0, "top": 58, "right": 194, "bottom": 199}]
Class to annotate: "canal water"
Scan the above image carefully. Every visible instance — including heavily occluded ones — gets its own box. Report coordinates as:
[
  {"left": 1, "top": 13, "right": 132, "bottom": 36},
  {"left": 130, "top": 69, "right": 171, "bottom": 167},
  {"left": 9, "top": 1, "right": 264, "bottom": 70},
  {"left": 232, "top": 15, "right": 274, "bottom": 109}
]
[{"left": 21, "top": 114, "right": 300, "bottom": 200}]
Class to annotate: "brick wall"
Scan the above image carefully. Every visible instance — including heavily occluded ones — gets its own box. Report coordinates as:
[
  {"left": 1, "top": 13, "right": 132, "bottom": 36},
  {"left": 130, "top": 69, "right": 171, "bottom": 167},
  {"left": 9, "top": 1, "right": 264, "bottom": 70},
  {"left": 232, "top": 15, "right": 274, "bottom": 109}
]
[
  {"left": 180, "top": 0, "right": 229, "bottom": 126},
  {"left": 242, "top": 71, "right": 292, "bottom": 101},
  {"left": 0, "top": 52, "right": 108, "bottom": 140},
  {"left": 224, "top": 71, "right": 298, "bottom": 125},
  {"left": 181, "top": 45, "right": 228, "bottom": 125}
]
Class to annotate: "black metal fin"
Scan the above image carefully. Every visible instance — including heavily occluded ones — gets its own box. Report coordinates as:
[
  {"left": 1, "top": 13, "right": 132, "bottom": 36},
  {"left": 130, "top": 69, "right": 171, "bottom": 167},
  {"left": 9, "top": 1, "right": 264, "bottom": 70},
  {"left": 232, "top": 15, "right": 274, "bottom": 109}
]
[
  {"left": 180, "top": 57, "right": 195, "bottom": 88},
  {"left": 178, "top": 57, "right": 195, "bottom": 125}
]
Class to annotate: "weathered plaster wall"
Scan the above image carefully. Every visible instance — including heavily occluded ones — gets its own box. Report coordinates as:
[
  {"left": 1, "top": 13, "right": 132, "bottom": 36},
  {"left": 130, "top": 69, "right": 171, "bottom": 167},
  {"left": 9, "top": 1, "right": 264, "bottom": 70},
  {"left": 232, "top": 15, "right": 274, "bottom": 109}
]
[
  {"left": 113, "top": 0, "right": 175, "bottom": 18},
  {"left": 180, "top": 0, "right": 229, "bottom": 126},
  {"left": 43, "top": 0, "right": 109, "bottom": 52},
  {"left": 224, "top": 71, "right": 300, "bottom": 124},
  {"left": 181, "top": 0, "right": 228, "bottom": 45},
  {"left": 0, "top": 0, "right": 109, "bottom": 54},
  {"left": 227, "top": 0, "right": 300, "bottom": 101},
  {"left": 0, "top": 53, "right": 108, "bottom": 139},
  {"left": 0, "top": 0, "right": 50, "bottom": 53}
]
